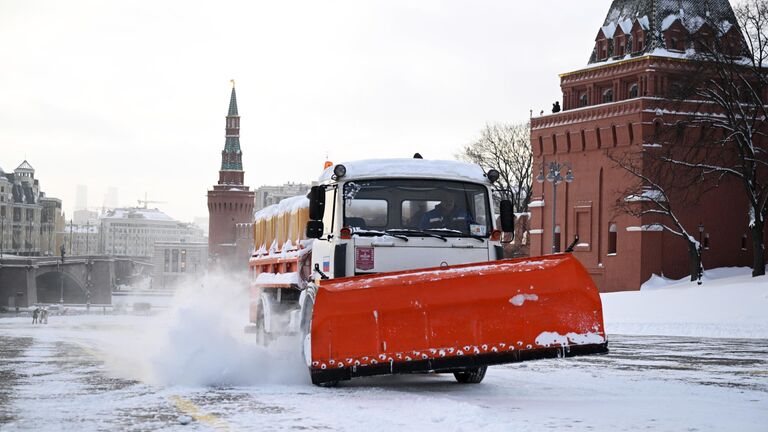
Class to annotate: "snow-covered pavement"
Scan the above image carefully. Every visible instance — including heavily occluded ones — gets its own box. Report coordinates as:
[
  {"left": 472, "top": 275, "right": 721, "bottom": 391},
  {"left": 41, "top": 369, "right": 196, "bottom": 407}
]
[
  {"left": 1, "top": 269, "right": 766, "bottom": 431},
  {"left": 0, "top": 314, "right": 766, "bottom": 431}
]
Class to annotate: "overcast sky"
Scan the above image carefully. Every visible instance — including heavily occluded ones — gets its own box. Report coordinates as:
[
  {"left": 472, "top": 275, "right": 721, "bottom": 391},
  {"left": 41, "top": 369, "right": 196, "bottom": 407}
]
[{"left": 0, "top": 0, "right": 608, "bottom": 222}]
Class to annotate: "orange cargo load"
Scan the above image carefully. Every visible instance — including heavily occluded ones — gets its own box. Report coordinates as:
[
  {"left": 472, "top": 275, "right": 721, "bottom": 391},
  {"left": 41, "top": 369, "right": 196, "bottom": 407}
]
[{"left": 308, "top": 253, "right": 608, "bottom": 384}]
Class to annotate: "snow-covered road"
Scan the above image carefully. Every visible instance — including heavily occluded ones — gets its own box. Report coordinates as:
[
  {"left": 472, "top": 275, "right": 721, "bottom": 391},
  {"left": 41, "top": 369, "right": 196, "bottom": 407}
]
[{"left": 0, "top": 314, "right": 766, "bottom": 432}]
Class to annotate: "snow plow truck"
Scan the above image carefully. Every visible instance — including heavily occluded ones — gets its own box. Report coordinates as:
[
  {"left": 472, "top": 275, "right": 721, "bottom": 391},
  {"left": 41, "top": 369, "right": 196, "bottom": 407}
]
[{"left": 247, "top": 158, "right": 607, "bottom": 386}]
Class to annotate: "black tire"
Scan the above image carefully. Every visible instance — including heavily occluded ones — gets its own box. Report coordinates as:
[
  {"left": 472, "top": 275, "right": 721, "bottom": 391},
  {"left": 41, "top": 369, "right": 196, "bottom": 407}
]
[
  {"left": 453, "top": 366, "right": 487, "bottom": 384},
  {"left": 314, "top": 379, "right": 340, "bottom": 388},
  {"left": 255, "top": 307, "right": 270, "bottom": 347}
]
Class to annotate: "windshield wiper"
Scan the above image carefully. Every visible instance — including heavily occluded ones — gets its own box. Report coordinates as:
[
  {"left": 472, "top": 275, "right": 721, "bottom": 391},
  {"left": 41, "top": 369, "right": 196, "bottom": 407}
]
[
  {"left": 386, "top": 228, "right": 447, "bottom": 242},
  {"left": 424, "top": 229, "right": 485, "bottom": 242},
  {"left": 352, "top": 228, "right": 408, "bottom": 242}
]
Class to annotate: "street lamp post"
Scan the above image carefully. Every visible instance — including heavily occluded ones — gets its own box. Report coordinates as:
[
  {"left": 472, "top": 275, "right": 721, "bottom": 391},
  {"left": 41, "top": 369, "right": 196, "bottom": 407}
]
[
  {"left": 59, "top": 261, "right": 64, "bottom": 304},
  {"left": 536, "top": 161, "right": 574, "bottom": 254},
  {"left": 69, "top": 220, "right": 73, "bottom": 256},
  {"left": 86, "top": 220, "right": 90, "bottom": 256},
  {"left": 26, "top": 218, "right": 31, "bottom": 256},
  {"left": 1, "top": 215, "right": 5, "bottom": 260}
]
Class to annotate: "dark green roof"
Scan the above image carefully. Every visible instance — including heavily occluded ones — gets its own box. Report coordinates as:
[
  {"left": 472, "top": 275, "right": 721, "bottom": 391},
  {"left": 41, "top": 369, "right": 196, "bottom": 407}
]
[{"left": 228, "top": 87, "right": 238, "bottom": 116}]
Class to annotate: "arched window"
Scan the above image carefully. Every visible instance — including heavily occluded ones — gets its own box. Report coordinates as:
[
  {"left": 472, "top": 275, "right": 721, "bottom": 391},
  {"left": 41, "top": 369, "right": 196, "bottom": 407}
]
[
  {"left": 629, "top": 83, "right": 639, "bottom": 98},
  {"left": 608, "top": 223, "right": 617, "bottom": 255},
  {"left": 741, "top": 234, "right": 748, "bottom": 251},
  {"left": 602, "top": 88, "right": 614, "bottom": 103},
  {"left": 579, "top": 93, "right": 588, "bottom": 107},
  {"left": 595, "top": 127, "right": 602, "bottom": 148}
]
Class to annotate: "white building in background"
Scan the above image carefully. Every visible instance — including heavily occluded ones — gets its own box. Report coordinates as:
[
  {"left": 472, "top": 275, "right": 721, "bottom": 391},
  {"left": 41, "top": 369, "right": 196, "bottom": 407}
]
[
  {"left": 103, "top": 187, "right": 118, "bottom": 209},
  {"left": 73, "top": 209, "right": 98, "bottom": 225},
  {"left": 100, "top": 207, "right": 205, "bottom": 258},
  {"left": 152, "top": 241, "right": 208, "bottom": 289},
  {"left": 75, "top": 184, "right": 88, "bottom": 211},
  {"left": 61, "top": 222, "right": 100, "bottom": 256},
  {"left": 253, "top": 182, "right": 310, "bottom": 212},
  {"left": 193, "top": 216, "right": 209, "bottom": 238}
]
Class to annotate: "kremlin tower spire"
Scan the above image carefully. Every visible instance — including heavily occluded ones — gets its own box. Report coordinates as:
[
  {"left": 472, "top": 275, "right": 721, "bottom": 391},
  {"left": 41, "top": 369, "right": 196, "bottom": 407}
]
[
  {"left": 207, "top": 80, "right": 255, "bottom": 270},
  {"left": 219, "top": 80, "right": 244, "bottom": 185}
]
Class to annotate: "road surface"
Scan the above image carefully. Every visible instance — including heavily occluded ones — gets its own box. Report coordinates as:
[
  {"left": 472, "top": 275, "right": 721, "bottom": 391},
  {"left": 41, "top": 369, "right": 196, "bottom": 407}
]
[{"left": 0, "top": 314, "right": 766, "bottom": 431}]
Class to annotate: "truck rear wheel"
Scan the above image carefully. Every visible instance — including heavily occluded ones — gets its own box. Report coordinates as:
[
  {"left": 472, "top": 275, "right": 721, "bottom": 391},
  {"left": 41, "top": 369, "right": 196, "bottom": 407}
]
[
  {"left": 314, "top": 379, "right": 340, "bottom": 388},
  {"left": 453, "top": 366, "right": 487, "bottom": 384},
  {"left": 255, "top": 308, "right": 271, "bottom": 346}
]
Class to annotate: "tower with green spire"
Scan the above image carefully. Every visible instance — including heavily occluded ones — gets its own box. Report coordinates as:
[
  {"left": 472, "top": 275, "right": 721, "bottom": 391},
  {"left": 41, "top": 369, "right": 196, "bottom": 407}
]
[
  {"left": 208, "top": 81, "right": 255, "bottom": 270},
  {"left": 219, "top": 82, "right": 244, "bottom": 184}
]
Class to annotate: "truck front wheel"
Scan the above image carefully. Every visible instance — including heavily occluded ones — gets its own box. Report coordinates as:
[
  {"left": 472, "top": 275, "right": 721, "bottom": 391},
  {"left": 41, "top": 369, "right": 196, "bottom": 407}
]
[{"left": 453, "top": 366, "right": 487, "bottom": 384}]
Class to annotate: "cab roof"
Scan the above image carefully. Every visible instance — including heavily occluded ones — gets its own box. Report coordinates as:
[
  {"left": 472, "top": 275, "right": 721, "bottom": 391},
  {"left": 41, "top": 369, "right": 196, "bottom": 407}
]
[{"left": 319, "top": 158, "right": 489, "bottom": 184}]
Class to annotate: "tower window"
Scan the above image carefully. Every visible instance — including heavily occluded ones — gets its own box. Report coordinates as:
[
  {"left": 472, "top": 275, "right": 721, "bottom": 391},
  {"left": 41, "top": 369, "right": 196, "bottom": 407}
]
[
  {"left": 579, "top": 93, "right": 588, "bottom": 107},
  {"left": 629, "top": 83, "right": 639, "bottom": 98},
  {"left": 602, "top": 88, "right": 614, "bottom": 103},
  {"left": 608, "top": 223, "right": 617, "bottom": 255}
]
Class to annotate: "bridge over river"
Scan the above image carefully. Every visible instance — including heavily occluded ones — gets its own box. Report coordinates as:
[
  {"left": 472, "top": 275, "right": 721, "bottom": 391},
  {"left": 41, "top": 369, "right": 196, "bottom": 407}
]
[{"left": 0, "top": 256, "right": 152, "bottom": 309}]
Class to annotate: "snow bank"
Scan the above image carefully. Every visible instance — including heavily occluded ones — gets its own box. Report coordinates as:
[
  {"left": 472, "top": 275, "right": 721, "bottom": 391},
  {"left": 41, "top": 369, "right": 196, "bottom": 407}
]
[{"left": 602, "top": 267, "right": 768, "bottom": 339}]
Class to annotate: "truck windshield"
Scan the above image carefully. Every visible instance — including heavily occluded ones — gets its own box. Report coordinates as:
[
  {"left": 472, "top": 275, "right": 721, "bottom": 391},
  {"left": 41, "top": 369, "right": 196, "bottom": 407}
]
[{"left": 343, "top": 179, "right": 492, "bottom": 238}]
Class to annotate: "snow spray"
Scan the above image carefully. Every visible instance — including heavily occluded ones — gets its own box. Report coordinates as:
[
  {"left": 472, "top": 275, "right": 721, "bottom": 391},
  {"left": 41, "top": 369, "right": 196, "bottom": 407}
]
[{"left": 98, "top": 272, "right": 309, "bottom": 387}]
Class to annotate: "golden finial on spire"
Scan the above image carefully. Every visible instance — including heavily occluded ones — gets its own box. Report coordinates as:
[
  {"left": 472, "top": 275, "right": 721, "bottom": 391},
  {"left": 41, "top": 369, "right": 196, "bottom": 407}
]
[{"left": 230, "top": 79, "right": 236, "bottom": 88}]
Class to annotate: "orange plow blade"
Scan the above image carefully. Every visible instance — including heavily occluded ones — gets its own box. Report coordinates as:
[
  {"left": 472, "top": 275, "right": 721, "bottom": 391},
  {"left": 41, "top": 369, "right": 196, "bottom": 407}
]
[{"left": 308, "top": 254, "right": 608, "bottom": 384}]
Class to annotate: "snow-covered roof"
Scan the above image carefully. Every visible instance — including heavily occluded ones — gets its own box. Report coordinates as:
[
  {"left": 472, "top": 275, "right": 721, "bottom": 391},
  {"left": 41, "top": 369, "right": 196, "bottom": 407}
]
[
  {"left": 589, "top": 0, "right": 741, "bottom": 65},
  {"left": 15, "top": 160, "right": 34, "bottom": 172},
  {"left": 618, "top": 18, "right": 634, "bottom": 34},
  {"left": 253, "top": 195, "right": 309, "bottom": 222},
  {"left": 101, "top": 207, "right": 176, "bottom": 222},
  {"left": 319, "top": 159, "right": 489, "bottom": 184},
  {"left": 601, "top": 22, "right": 618, "bottom": 38}
]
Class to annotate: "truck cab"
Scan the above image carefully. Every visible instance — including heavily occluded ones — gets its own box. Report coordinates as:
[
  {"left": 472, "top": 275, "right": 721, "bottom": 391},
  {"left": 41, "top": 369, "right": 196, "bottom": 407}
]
[{"left": 307, "top": 158, "right": 512, "bottom": 279}]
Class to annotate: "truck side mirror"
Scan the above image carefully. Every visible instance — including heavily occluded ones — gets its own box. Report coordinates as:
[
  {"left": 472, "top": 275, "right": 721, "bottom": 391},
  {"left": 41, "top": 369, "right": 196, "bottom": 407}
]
[
  {"left": 500, "top": 199, "right": 515, "bottom": 233},
  {"left": 308, "top": 186, "right": 326, "bottom": 221},
  {"left": 306, "top": 220, "right": 324, "bottom": 239}
]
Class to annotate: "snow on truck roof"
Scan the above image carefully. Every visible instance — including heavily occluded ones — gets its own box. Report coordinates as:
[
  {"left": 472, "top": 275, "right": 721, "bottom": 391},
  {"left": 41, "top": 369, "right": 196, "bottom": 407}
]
[
  {"left": 252, "top": 159, "right": 490, "bottom": 222},
  {"left": 319, "top": 158, "right": 489, "bottom": 184},
  {"left": 253, "top": 194, "right": 309, "bottom": 222}
]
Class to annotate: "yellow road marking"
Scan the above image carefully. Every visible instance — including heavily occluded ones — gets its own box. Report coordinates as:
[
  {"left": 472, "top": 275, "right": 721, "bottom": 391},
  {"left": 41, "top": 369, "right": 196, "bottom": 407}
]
[
  {"left": 62, "top": 342, "right": 232, "bottom": 430},
  {"left": 169, "top": 395, "right": 231, "bottom": 431}
]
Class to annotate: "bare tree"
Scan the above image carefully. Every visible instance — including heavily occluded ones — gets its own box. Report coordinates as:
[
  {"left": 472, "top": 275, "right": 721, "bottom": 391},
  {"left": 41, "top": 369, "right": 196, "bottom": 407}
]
[
  {"left": 611, "top": 151, "right": 705, "bottom": 283},
  {"left": 655, "top": 0, "right": 768, "bottom": 276},
  {"left": 459, "top": 122, "right": 533, "bottom": 213}
]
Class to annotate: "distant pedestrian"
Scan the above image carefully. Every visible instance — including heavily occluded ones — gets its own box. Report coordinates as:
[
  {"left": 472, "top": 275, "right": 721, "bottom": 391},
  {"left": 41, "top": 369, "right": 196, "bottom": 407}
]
[
  {"left": 41, "top": 308, "right": 49, "bottom": 324},
  {"left": 32, "top": 307, "right": 39, "bottom": 324}
]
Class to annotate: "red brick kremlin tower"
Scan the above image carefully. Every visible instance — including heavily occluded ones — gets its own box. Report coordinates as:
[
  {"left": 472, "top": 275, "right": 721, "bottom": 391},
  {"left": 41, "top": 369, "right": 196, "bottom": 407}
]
[
  {"left": 529, "top": 0, "right": 757, "bottom": 292},
  {"left": 207, "top": 82, "right": 255, "bottom": 269}
]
